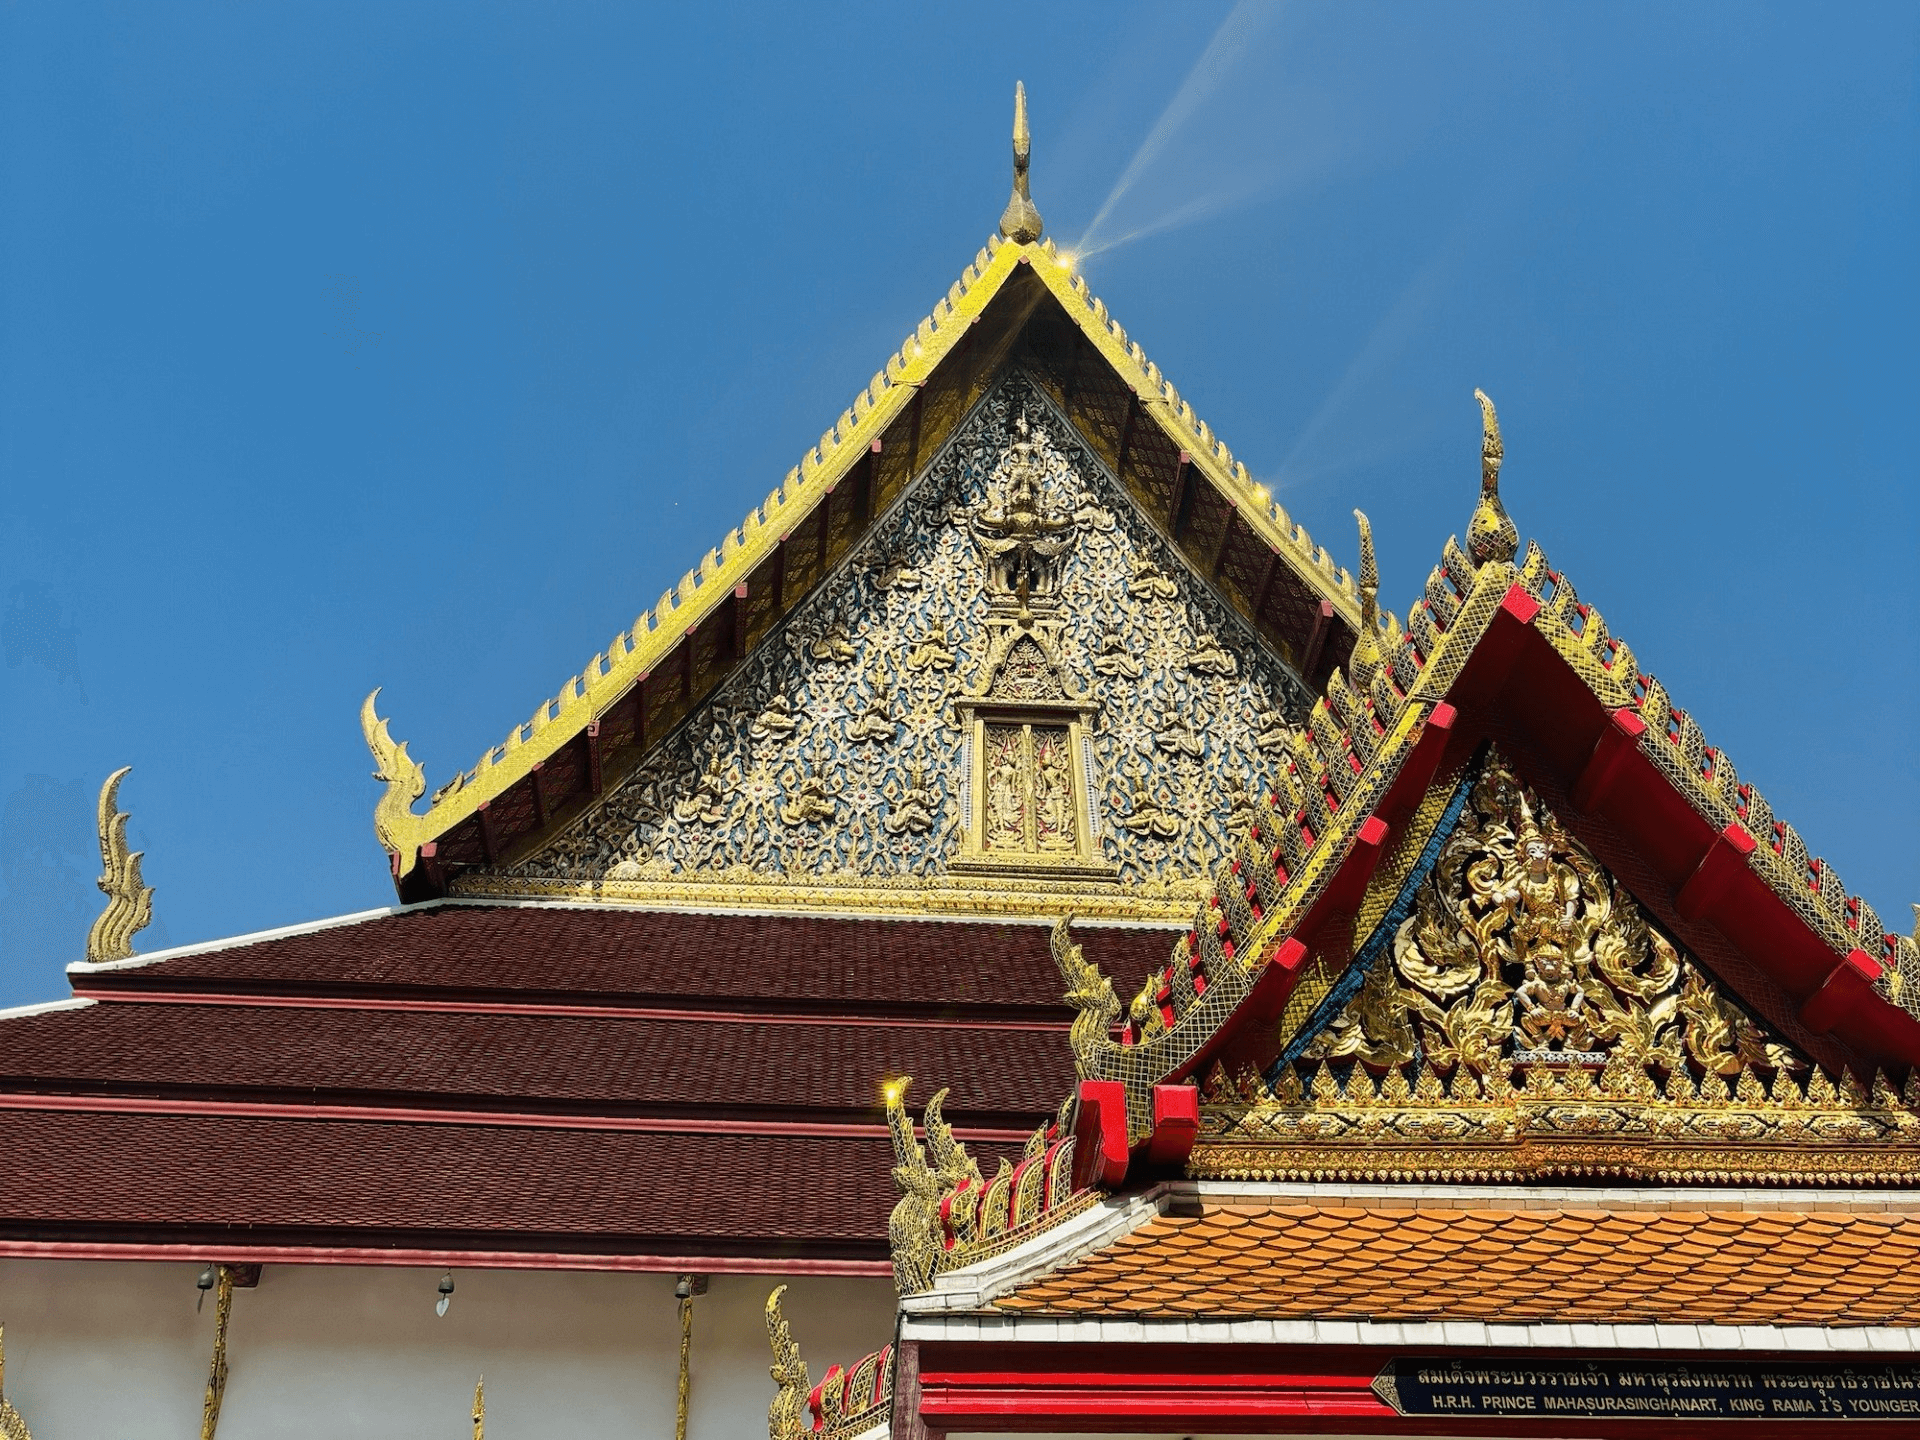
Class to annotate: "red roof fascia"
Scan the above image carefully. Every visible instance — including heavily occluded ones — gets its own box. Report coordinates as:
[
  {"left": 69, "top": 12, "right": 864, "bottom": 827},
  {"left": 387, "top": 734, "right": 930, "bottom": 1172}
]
[{"left": 915, "top": 1341, "right": 1855, "bottom": 1437}]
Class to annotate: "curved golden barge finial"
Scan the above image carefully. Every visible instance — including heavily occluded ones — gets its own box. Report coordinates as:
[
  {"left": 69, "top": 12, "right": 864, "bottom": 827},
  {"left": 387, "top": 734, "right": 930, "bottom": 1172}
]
[
  {"left": 999, "top": 81, "right": 1044, "bottom": 244},
  {"left": 86, "top": 766, "right": 154, "bottom": 963},
  {"left": 1466, "top": 387, "right": 1518, "bottom": 567},
  {"left": 361, "top": 689, "right": 426, "bottom": 876}
]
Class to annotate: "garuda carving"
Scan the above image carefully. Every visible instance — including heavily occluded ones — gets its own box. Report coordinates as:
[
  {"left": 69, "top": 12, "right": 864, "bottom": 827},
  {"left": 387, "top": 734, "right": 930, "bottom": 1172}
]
[
  {"left": 968, "top": 408, "right": 1076, "bottom": 607},
  {"left": 1303, "top": 753, "right": 1799, "bottom": 1078}
]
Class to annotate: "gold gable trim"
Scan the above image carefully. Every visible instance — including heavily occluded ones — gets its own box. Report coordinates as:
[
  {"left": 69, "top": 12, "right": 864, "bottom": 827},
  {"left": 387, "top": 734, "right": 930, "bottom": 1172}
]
[{"left": 366, "top": 236, "right": 1365, "bottom": 878}]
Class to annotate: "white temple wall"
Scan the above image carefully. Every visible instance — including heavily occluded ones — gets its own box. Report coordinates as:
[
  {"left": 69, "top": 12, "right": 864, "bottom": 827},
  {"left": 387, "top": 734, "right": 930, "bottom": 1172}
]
[{"left": 0, "top": 1259, "right": 895, "bottom": 1438}]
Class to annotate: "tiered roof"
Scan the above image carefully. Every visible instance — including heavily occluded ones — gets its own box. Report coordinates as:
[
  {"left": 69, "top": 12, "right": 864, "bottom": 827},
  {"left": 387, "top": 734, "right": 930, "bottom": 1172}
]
[{"left": 0, "top": 905, "right": 1168, "bottom": 1267}]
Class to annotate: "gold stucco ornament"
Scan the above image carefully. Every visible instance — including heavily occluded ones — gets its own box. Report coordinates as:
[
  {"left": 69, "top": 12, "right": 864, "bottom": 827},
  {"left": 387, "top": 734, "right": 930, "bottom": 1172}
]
[
  {"left": 998, "top": 82, "right": 1043, "bottom": 244},
  {"left": 360, "top": 688, "right": 426, "bottom": 874},
  {"left": 1466, "top": 387, "right": 1517, "bottom": 567},
  {"left": 85, "top": 766, "right": 154, "bottom": 963}
]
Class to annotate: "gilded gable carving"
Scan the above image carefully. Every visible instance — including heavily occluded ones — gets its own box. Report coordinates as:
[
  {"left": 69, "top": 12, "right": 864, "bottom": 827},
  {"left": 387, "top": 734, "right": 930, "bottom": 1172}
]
[
  {"left": 475, "top": 374, "right": 1311, "bottom": 916},
  {"left": 1194, "top": 751, "right": 1920, "bottom": 1186}
]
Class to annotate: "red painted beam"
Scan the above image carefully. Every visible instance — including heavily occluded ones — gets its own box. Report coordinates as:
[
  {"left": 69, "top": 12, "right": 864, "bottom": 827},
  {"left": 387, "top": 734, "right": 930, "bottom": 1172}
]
[
  {"left": 1113, "top": 390, "right": 1140, "bottom": 483},
  {"left": 1253, "top": 548, "right": 1282, "bottom": 624},
  {"left": 1142, "top": 1083, "right": 1200, "bottom": 1168},
  {"left": 1210, "top": 512, "right": 1236, "bottom": 579},
  {"left": 1298, "top": 599, "right": 1335, "bottom": 682},
  {"left": 1168, "top": 450, "right": 1193, "bottom": 539},
  {"left": 731, "top": 582, "right": 750, "bottom": 661},
  {"left": 582, "top": 721, "right": 603, "bottom": 797},
  {"left": 476, "top": 801, "right": 500, "bottom": 866},
  {"left": 528, "top": 760, "right": 549, "bottom": 828},
  {"left": 1570, "top": 706, "right": 1649, "bottom": 813},
  {"left": 771, "top": 533, "right": 790, "bottom": 611},
  {"left": 1800, "top": 949, "right": 1885, "bottom": 1037},
  {"left": 1070, "top": 1079, "right": 1128, "bottom": 1191},
  {"left": 1674, "top": 823, "right": 1758, "bottom": 923}
]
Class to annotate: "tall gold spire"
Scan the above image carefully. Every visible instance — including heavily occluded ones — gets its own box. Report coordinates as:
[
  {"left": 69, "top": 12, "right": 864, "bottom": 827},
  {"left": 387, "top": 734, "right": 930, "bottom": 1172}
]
[
  {"left": 998, "top": 82, "right": 1044, "bottom": 244},
  {"left": 471, "top": 1378, "right": 484, "bottom": 1439},
  {"left": 1466, "top": 387, "right": 1518, "bottom": 567},
  {"left": 85, "top": 766, "right": 154, "bottom": 963},
  {"left": 1348, "top": 509, "right": 1382, "bottom": 689}
]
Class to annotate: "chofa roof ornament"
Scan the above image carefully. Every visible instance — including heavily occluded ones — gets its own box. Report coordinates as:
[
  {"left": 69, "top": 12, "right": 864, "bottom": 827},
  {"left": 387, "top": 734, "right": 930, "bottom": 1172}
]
[
  {"left": 86, "top": 766, "right": 154, "bottom": 963},
  {"left": 360, "top": 688, "right": 427, "bottom": 877},
  {"left": 1467, "top": 386, "right": 1517, "bottom": 567},
  {"left": 998, "top": 82, "right": 1044, "bottom": 244}
]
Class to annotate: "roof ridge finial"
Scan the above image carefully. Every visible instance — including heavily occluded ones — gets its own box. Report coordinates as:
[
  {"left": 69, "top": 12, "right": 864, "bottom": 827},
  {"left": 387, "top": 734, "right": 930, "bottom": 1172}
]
[
  {"left": 999, "top": 81, "right": 1044, "bottom": 244},
  {"left": 86, "top": 766, "right": 154, "bottom": 963},
  {"left": 1466, "top": 387, "right": 1518, "bottom": 567},
  {"left": 1348, "top": 509, "right": 1382, "bottom": 689}
]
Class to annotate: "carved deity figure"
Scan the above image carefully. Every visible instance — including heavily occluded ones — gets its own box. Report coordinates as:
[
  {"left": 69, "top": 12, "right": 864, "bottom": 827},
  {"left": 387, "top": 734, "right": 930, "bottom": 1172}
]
[
  {"left": 1092, "top": 629, "right": 1141, "bottom": 679},
  {"left": 1126, "top": 556, "right": 1179, "bottom": 603},
  {"left": 985, "top": 728, "right": 1027, "bottom": 849},
  {"left": 905, "top": 619, "right": 955, "bottom": 672},
  {"left": 969, "top": 411, "right": 1076, "bottom": 606},
  {"left": 808, "top": 625, "right": 856, "bottom": 665},
  {"left": 1253, "top": 706, "right": 1292, "bottom": 752},
  {"left": 874, "top": 557, "right": 921, "bottom": 592},
  {"left": 847, "top": 683, "right": 895, "bottom": 743},
  {"left": 1504, "top": 806, "right": 1596, "bottom": 1053},
  {"left": 780, "top": 763, "right": 838, "bottom": 827},
  {"left": 883, "top": 763, "right": 936, "bottom": 835},
  {"left": 1116, "top": 762, "right": 1181, "bottom": 841},
  {"left": 1155, "top": 720, "right": 1204, "bottom": 761},
  {"left": 1185, "top": 631, "right": 1237, "bottom": 678},
  {"left": 750, "top": 694, "right": 799, "bottom": 741},
  {"left": 672, "top": 753, "right": 732, "bottom": 826},
  {"left": 1224, "top": 775, "right": 1258, "bottom": 843},
  {"left": 1033, "top": 730, "right": 1076, "bottom": 851}
]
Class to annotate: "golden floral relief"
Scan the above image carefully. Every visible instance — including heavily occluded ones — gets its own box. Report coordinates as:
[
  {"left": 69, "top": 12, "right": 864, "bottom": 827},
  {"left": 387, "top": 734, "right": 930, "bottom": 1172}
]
[{"left": 1301, "top": 752, "right": 1800, "bottom": 1079}]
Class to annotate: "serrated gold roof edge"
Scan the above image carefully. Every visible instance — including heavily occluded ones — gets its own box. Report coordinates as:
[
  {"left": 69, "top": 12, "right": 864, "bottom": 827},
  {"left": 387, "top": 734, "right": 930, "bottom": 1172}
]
[{"left": 371, "top": 238, "right": 1362, "bottom": 870}]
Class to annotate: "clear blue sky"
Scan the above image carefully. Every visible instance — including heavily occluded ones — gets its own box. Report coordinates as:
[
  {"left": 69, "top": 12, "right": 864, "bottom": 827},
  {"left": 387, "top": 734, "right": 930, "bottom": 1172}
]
[{"left": 2, "top": 3, "right": 1914, "bottom": 1006}]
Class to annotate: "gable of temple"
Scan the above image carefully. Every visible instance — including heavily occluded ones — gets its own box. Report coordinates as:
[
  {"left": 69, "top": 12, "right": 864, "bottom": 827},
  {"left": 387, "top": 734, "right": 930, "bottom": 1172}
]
[
  {"left": 847, "top": 388, "right": 1920, "bottom": 1315},
  {"left": 362, "top": 221, "right": 1375, "bottom": 910},
  {"left": 466, "top": 375, "right": 1310, "bottom": 920},
  {"left": 1193, "top": 746, "right": 1920, "bottom": 1187}
]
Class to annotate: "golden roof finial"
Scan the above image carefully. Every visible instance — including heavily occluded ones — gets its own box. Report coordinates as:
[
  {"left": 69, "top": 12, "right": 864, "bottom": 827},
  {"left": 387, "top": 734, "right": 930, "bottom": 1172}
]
[
  {"left": 85, "top": 767, "right": 154, "bottom": 963},
  {"left": 998, "top": 81, "right": 1044, "bottom": 244},
  {"left": 1348, "top": 509, "right": 1382, "bottom": 688},
  {"left": 1466, "top": 387, "right": 1518, "bottom": 568},
  {"left": 471, "top": 1378, "right": 484, "bottom": 1439},
  {"left": 361, "top": 689, "right": 427, "bottom": 877}
]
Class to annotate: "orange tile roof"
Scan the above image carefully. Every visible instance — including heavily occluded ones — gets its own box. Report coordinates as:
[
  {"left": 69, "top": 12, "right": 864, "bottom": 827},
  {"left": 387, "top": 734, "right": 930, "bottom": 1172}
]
[{"left": 997, "top": 1203, "right": 1920, "bottom": 1328}]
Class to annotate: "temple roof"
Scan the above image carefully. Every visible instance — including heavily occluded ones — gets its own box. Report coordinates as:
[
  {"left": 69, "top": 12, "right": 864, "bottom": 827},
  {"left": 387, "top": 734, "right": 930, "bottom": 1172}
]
[
  {"left": 0, "top": 904, "right": 1171, "bottom": 1266},
  {"left": 996, "top": 1194, "right": 1920, "bottom": 1329},
  {"left": 366, "top": 231, "right": 1368, "bottom": 902}
]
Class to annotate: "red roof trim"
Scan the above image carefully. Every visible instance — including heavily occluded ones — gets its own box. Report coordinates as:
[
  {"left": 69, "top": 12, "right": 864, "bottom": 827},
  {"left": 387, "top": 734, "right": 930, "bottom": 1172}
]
[
  {"left": 74, "top": 987, "right": 1070, "bottom": 1032},
  {"left": 0, "top": 1238, "right": 891, "bottom": 1276},
  {"left": 0, "top": 1091, "right": 1036, "bottom": 1143}
]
